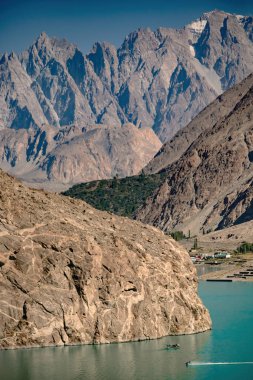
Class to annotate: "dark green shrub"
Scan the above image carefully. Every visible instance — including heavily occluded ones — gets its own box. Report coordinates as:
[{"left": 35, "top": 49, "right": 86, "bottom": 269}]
[
  {"left": 237, "top": 242, "right": 253, "bottom": 253},
  {"left": 170, "top": 231, "right": 186, "bottom": 241}
]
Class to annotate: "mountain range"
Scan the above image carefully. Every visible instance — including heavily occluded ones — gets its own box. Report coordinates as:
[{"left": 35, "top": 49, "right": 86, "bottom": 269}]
[{"left": 1, "top": 10, "right": 253, "bottom": 190}]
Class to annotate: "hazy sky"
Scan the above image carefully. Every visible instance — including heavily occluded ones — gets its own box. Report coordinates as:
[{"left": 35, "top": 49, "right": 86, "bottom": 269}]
[{"left": 0, "top": 0, "right": 252, "bottom": 54}]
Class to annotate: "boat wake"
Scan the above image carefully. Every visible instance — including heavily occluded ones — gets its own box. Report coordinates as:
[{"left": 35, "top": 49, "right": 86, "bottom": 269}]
[{"left": 189, "top": 361, "right": 253, "bottom": 366}]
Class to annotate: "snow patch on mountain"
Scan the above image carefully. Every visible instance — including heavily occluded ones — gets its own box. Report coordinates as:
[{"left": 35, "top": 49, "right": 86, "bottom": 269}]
[
  {"left": 189, "top": 45, "right": 195, "bottom": 57},
  {"left": 187, "top": 19, "right": 207, "bottom": 37}
]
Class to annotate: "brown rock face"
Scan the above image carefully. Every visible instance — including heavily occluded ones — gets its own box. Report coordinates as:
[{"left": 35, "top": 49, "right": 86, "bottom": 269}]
[
  {"left": 0, "top": 123, "right": 161, "bottom": 192},
  {"left": 137, "top": 74, "right": 253, "bottom": 235},
  {"left": 0, "top": 170, "right": 210, "bottom": 349},
  {"left": 144, "top": 72, "right": 253, "bottom": 175}
]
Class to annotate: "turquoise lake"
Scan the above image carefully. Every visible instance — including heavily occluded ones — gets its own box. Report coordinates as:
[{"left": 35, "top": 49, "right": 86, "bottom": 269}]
[{"left": 0, "top": 282, "right": 253, "bottom": 380}]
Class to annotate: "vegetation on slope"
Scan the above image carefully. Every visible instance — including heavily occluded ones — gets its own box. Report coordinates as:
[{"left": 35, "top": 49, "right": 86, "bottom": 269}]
[
  {"left": 237, "top": 242, "right": 253, "bottom": 253},
  {"left": 63, "top": 173, "right": 166, "bottom": 218}
]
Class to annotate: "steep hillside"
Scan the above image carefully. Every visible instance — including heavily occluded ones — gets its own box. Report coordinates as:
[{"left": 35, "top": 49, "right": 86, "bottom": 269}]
[
  {"left": 0, "top": 169, "right": 211, "bottom": 349},
  {"left": 200, "top": 220, "right": 253, "bottom": 246},
  {"left": 144, "top": 74, "right": 253, "bottom": 174},
  {"left": 136, "top": 73, "right": 253, "bottom": 235},
  {"left": 0, "top": 10, "right": 253, "bottom": 189}
]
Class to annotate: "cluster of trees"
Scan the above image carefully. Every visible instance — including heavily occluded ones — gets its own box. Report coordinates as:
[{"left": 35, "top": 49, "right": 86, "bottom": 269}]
[
  {"left": 169, "top": 230, "right": 196, "bottom": 243},
  {"left": 63, "top": 172, "right": 166, "bottom": 218},
  {"left": 170, "top": 231, "right": 186, "bottom": 241},
  {"left": 237, "top": 242, "right": 253, "bottom": 253}
]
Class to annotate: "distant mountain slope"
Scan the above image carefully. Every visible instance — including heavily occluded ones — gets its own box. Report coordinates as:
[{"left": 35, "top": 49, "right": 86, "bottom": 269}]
[
  {"left": 201, "top": 220, "right": 253, "bottom": 245},
  {"left": 136, "top": 73, "right": 253, "bottom": 235},
  {"left": 144, "top": 73, "right": 253, "bottom": 174},
  {"left": 0, "top": 122, "right": 161, "bottom": 191},
  {"left": 0, "top": 10, "right": 253, "bottom": 190}
]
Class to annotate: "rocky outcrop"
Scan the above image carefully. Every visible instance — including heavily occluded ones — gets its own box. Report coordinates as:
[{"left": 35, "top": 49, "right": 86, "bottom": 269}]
[
  {"left": 0, "top": 169, "right": 211, "bottom": 349},
  {"left": 136, "top": 73, "right": 253, "bottom": 235},
  {"left": 0, "top": 10, "right": 253, "bottom": 190}
]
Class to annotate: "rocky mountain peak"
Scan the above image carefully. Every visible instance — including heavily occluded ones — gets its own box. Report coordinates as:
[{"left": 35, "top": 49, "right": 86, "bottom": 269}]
[
  {"left": 8, "top": 51, "right": 18, "bottom": 61},
  {"left": 203, "top": 9, "right": 231, "bottom": 17},
  {"left": 87, "top": 41, "right": 117, "bottom": 80},
  {"left": 121, "top": 28, "right": 159, "bottom": 55},
  {"left": 186, "top": 10, "right": 231, "bottom": 38},
  {"left": 36, "top": 31, "right": 50, "bottom": 46},
  {"left": 0, "top": 52, "right": 9, "bottom": 65},
  {"left": 0, "top": 51, "right": 19, "bottom": 66}
]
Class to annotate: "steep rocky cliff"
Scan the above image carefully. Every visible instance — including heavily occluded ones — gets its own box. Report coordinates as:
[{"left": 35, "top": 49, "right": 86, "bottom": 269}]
[
  {"left": 136, "top": 73, "right": 253, "bottom": 235},
  {"left": 0, "top": 169, "right": 211, "bottom": 349},
  {"left": 0, "top": 10, "right": 253, "bottom": 189}
]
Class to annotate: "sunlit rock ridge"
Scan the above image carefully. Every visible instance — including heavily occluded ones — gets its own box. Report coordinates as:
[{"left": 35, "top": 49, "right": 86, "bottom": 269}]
[{"left": 0, "top": 10, "right": 253, "bottom": 190}]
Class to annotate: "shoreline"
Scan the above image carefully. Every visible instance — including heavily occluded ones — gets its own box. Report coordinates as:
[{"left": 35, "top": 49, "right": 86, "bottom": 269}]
[
  {"left": 0, "top": 328, "right": 212, "bottom": 351},
  {"left": 199, "top": 259, "right": 253, "bottom": 282}
]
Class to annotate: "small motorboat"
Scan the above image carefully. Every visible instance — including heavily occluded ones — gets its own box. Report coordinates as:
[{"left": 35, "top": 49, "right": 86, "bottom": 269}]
[
  {"left": 185, "top": 361, "right": 191, "bottom": 367},
  {"left": 166, "top": 343, "right": 180, "bottom": 350}
]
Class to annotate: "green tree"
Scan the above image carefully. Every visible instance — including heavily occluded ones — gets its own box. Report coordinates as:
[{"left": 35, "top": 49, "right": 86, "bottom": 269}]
[
  {"left": 237, "top": 241, "right": 253, "bottom": 253},
  {"left": 170, "top": 231, "right": 185, "bottom": 241}
]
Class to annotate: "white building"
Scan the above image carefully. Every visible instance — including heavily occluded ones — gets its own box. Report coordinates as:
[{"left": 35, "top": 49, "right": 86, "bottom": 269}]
[{"left": 214, "top": 252, "right": 231, "bottom": 259}]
